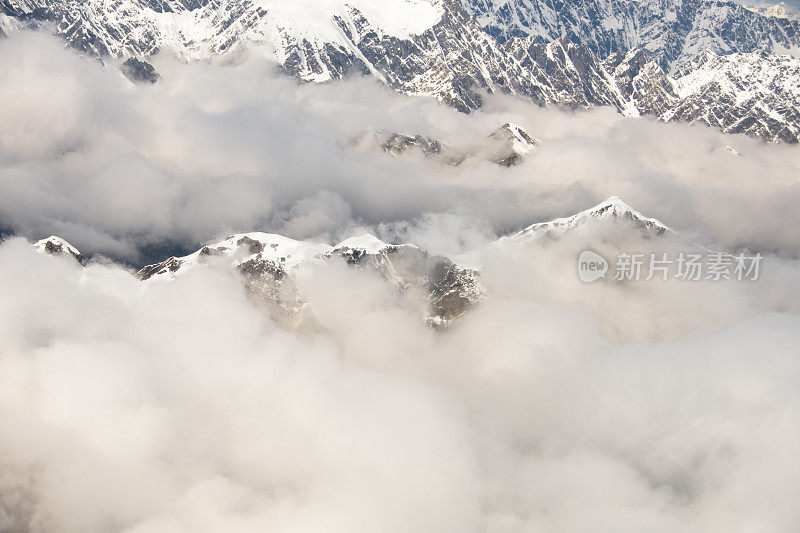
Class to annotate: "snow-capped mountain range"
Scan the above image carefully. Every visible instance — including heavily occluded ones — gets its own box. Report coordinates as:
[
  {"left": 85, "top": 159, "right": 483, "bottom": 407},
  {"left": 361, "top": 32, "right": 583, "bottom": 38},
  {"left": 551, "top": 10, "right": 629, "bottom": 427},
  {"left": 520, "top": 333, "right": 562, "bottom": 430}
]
[
  {"left": 35, "top": 196, "right": 676, "bottom": 326},
  {"left": 137, "top": 232, "right": 484, "bottom": 327},
  {"left": 3, "top": 0, "right": 800, "bottom": 142}
]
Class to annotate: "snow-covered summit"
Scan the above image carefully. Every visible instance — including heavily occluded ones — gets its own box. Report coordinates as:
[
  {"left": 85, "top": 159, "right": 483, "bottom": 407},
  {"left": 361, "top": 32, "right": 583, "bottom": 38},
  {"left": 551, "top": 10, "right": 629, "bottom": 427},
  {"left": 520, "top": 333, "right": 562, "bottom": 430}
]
[
  {"left": 511, "top": 196, "right": 672, "bottom": 240},
  {"left": 333, "top": 234, "right": 397, "bottom": 255},
  {"left": 497, "top": 123, "right": 538, "bottom": 154},
  {"left": 258, "top": 0, "right": 444, "bottom": 42},
  {"left": 33, "top": 236, "right": 84, "bottom": 263},
  {"left": 484, "top": 123, "right": 539, "bottom": 166}
]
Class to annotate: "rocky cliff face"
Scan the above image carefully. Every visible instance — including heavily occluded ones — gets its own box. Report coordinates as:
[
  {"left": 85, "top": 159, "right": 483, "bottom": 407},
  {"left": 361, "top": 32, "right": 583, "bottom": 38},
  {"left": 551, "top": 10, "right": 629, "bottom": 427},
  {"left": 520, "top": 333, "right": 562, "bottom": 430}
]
[{"left": 3, "top": 0, "right": 800, "bottom": 142}]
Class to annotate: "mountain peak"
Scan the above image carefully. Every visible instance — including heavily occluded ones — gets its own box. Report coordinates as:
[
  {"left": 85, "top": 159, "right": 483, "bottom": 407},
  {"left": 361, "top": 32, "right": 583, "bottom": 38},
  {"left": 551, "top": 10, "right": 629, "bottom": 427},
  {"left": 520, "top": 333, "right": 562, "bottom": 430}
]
[
  {"left": 487, "top": 123, "right": 538, "bottom": 166},
  {"left": 512, "top": 197, "right": 672, "bottom": 240},
  {"left": 569, "top": 195, "right": 670, "bottom": 229},
  {"left": 33, "top": 236, "right": 84, "bottom": 263},
  {"left": 333, "top": 234, "right": 395, "bottom": 254},
  {"left": 593, "top": 195, "right": 635, "bottom": 213},
  {"left": 494, "top": 123, "right": 538, "bottom": 146}
]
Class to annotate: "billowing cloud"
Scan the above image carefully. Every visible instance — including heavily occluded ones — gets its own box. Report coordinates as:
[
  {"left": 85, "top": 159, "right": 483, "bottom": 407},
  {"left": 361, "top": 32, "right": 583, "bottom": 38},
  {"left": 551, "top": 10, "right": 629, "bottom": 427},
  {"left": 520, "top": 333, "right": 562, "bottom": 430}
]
[
  {"left": 1, "top": 227, "right": 800, "bottom": 531},
  {"left": 1, "top": 32, "right": 800, "bottom": 263},
  {"left": 2, "top": 26, "right": 800, "bottom": 532}
]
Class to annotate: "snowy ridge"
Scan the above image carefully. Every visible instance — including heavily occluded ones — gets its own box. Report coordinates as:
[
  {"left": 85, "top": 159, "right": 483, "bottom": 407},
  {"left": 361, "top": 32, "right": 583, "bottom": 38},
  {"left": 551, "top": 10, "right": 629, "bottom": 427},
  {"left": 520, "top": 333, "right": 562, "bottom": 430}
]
[
  {"left": 136, "top": 231, "right": 419, "bottom": 281},
  {"left": 0, "top": 0, "right": 443, "bottom": 81},
  {"left": 31, "top": 197, "right": 677, "bottom": 271},
  {"left": 139, "top": 232, "right": 333, "bottom": 281},
  {"left": 368, "top": 122, "right": 540, "bottom": 166},
  {"left": 510, "top": 196, "right": 673, "bottom": 241},
  {"left": 32, "top": 197, "right": 685, "bottom": 324},
  {"left": 332, "top": 234, "right": 409, "bottom": 255}
]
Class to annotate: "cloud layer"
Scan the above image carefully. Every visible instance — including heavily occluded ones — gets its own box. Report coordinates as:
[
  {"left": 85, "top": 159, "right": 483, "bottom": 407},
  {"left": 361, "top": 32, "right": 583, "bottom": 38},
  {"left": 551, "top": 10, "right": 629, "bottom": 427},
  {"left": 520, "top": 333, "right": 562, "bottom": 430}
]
[
  {"left": 2, "top": 32, "right": 800, "bottom": 263},
  {"left": 2, "top": 29, "right": 800, "bottom": 533},
  {"left": 1, "top": 228, "right": 800, "bottom": 531}
]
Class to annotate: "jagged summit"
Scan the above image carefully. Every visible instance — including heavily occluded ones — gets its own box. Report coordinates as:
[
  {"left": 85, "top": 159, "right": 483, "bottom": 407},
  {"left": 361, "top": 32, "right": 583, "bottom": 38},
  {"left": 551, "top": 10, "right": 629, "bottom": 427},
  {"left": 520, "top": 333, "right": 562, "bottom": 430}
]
[
  {"left": 486, "top": 123, "right": 539, "bottom": 166},
  {"left": 380, "top": 133, "right": 450, "bottom": 161},
  {"left": 360, "top": 123, "right": 538, "bottom": 167},
  {"left": 589, "top": 196, "right": 650, "bottom": 218},
  {"left": 512, "top": 196, "right": 672, "bottom": 240},
  {"left": 137, "top": 232, "right": 331, "bottom": 281},
  {"left": 494, "top": 123, "right": 537, "bottom": 149},
  {"left": 132, "top": 230, "right": 481, "bottom": 326}
]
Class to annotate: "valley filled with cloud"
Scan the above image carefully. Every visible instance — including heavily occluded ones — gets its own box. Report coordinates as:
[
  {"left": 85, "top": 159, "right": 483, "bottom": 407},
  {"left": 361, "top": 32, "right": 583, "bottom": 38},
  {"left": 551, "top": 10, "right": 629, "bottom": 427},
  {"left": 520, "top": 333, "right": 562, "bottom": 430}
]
[{"left": 1, "top": 31, "right": 800, "bottom": 533}]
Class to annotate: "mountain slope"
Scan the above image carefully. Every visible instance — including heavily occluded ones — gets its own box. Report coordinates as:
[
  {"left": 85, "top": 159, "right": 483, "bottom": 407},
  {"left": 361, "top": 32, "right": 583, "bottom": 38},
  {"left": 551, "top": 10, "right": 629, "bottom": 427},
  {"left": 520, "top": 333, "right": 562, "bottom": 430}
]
[
  {"left": 462, "top": 0, "right": 800, "bottom": 71},
  {"left": 3, "top": 0, "right": 800, "bottom": 141},
  {"left": 665, "top": 50, "right": 800, "bottom": 142}
]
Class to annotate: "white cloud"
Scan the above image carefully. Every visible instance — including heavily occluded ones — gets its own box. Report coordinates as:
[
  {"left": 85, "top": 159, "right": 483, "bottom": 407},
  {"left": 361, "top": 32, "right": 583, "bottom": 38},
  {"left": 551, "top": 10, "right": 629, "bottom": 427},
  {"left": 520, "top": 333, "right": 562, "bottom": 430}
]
[
  {"left": 2, "top": 28, "right": 800, "bottom": 532},
  {"left": 1, "top": 229, "right": 800, "bottom": 531},
  {"left": 2, "top": 32, "right": 800, "bottom": 263}
]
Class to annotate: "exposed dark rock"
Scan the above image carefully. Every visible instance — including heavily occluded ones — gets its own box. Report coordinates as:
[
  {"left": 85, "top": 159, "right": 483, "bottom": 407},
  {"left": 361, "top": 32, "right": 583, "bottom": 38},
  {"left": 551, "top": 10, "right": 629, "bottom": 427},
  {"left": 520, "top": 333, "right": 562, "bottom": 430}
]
[
  {"left": 121, "top": 57, "right": 160, "bottom": 84},
  {"left": 137, "top": 257, "right": 184, "bottom": 280}
]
